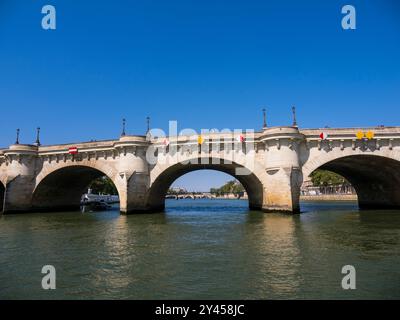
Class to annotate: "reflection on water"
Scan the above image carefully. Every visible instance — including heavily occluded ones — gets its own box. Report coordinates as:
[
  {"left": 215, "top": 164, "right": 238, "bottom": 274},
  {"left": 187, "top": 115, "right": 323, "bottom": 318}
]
[
  {"left": 243, "top": 212, "right": 302, "bottom": 298},
  {"left": 1, "top": 199, "right": 400, "bottom": 299}
]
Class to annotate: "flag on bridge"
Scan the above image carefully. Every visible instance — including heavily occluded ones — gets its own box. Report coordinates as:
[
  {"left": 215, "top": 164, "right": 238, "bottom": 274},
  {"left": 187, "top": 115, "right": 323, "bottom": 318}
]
[
  {"left": 163, "top": 138, "right": 170, "bottom": 146},
  {"left": 68, "top": 147, "right": 78, "bottom": 154},
  {"left": 197, "top": 135, "right": 204, "bottom": 145},
  {"left": 236, "top": 134, "right": 245, "bottom": 143},
  {"left": 366, "top": 131, "right": 374, "bottom": 140},
  {"left": 319, "top": 132, "right": 328, "bottom": 140},
  {"left": 356, "top": 131, "right": 365, "bottom": 140}
]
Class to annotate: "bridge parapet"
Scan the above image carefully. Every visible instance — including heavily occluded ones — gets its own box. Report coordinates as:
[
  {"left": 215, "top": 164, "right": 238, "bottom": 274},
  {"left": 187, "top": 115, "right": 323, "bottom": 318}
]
[
  {"left": 0, "top": 136, "right": 152, "bottom": 165},
  {"left": 301, "top": 127, "right": 400, "bottom": 142},
  {"left": 301, "top": 126, "right": 400, "bottom": 136},
  {"left": 300, "top": 127, "right": 400, "bottom": 154}
]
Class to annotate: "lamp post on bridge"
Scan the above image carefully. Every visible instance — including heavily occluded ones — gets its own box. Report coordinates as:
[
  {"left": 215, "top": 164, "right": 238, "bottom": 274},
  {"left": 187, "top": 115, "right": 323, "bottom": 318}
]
[
  {"left": 262, "top": 108, "right": 267, "bottom": 129},
  {"left": 121, "top": 118, "right": 126, "bottom": 137},
  {"left": 292, "top": 106, "right": 297, "bottom": 127},
  {"left": 15, "top": 128, "right": 20, "bottom": 145},
  {"left": 35, "top": 127, "right": 41, "bottom": 146},
  {"left": 146, "top": 116, "right": 150, "bottom": 134}
]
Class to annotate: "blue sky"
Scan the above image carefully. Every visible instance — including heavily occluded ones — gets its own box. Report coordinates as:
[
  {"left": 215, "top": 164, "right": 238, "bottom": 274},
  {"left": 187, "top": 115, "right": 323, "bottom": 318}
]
[{"left": 1, "top": 0, "right": 399, "bottom": 190}]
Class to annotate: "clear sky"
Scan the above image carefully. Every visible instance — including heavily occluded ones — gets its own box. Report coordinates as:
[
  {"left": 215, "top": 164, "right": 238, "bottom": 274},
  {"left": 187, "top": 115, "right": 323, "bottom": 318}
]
[{"left": 1, "top": 0, "right": 399, "bottom": 190}]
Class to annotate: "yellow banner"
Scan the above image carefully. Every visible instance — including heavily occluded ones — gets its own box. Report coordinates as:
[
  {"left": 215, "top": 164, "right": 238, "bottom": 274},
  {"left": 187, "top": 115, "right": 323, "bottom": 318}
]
[
  {"left": 366, "top": 131, "right": 374, "bottom": 140},
  {"left": 356, "top": 131, "right": 364, "bottom": 140}
]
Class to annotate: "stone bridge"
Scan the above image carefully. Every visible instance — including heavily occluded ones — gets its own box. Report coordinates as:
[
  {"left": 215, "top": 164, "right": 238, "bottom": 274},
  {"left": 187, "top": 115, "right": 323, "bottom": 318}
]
[{"left": 1, "top": 126, "right": 400, "bottom": 214}]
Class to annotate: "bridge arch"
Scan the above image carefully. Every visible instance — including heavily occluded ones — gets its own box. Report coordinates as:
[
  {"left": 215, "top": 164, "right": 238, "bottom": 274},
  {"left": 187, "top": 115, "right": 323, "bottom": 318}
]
[
  {"left": 146, "top": 156, "right": 266, "bottom": 212},
  {"left": 303, "top": 154, "right": 400, "bottom": 210},
  {"left": 32, "top": 163, "right": 122, "bottom": 212}
]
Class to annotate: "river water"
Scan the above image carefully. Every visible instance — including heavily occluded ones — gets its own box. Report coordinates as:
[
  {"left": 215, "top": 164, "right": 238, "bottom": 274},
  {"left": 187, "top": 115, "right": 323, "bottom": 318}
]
[{"left": 1, "top": 199, "right": 400, "bottom": 299}]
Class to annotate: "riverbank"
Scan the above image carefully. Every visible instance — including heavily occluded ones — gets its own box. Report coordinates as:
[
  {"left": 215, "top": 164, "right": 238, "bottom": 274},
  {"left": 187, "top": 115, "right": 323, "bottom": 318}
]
[
  {"left": 300, "top": 194, "right": 357, "bottom": 201},
  {"left": 169, "top": 195, "right": 357, "bottom": 201}
]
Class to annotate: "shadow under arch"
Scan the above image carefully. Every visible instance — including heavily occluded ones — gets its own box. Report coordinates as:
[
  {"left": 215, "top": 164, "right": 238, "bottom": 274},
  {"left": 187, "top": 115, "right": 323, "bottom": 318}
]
[
  {"left": 146, "top": 159, "right": 264, "bottom": 212},
  {"left": 311, "top": 154, "right": 400, "bottom": 210},
  {"left": 0, "top": 181, "right": 5, "bottom": 212},
  {"left": 32, "top": 165, "right": 120, "bottom": 212}
]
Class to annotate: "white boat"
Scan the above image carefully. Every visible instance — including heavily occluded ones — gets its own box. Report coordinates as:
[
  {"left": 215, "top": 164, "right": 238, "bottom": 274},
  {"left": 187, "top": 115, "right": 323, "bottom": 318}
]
[{"left": 80, "top": 189, "right": 119, "bottom": 205}]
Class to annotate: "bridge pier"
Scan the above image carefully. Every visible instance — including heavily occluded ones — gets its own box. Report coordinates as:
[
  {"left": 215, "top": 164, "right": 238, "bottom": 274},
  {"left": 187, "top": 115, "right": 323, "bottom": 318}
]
[
  {"left": 1, "top": 145, "right": 37, "bottom": 214},
  {"left": 2, "top": 176, "right": 36, "bottom": 214},
  {"left": 0, "top": 183, "right": 4, "bottom": 212},
  {"left": 260, "top": 127, "right": 303, "bottom": 214},
  {"left": 121, "top": 172, "right": 152, "bottom": 213},
  {"left": 262, "top": 166, "right": 301, "bottom": 213}
]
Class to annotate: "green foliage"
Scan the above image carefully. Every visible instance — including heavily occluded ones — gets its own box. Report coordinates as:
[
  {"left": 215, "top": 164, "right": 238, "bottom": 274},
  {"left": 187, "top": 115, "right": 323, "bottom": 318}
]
[
  {"left": 167, "top": 188, "right": 176, "bottom": 195},
  {"left": 310, "top": 170, "right": 347, "bottom": 186},
  {"left": 210, "top": 180, "right": 244, "bottom": 195},
  {"left": 88, "top": 176, "right": 118, "bottom": 195}
]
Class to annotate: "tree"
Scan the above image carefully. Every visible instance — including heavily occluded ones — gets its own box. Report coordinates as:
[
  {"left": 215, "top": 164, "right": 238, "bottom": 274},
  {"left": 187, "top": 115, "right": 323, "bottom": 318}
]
[
  {"left": 310, "top": 170, "right": 347, "bottom": 186},
  {"left": 88, "top": 176, "right": 118, "bottom": 195},
  {"left": 210, "top": 180, "right": 244, "bottom": 195}
]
